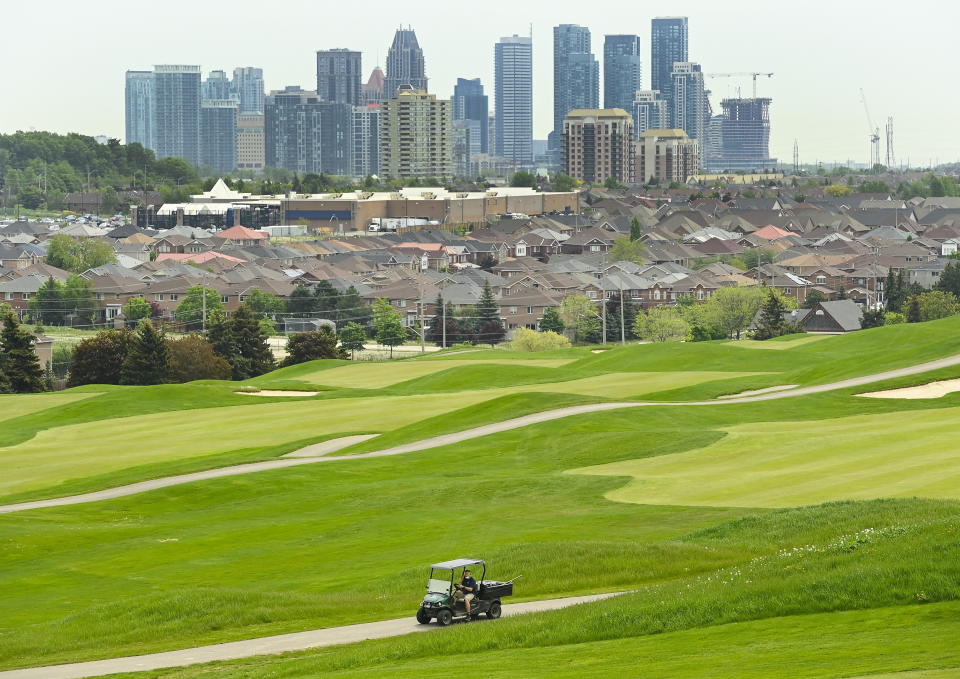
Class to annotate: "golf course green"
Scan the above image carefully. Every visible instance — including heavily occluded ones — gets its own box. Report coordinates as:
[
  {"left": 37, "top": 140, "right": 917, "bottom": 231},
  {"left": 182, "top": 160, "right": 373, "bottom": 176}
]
[{"left": 3, "top": 316, "right": 960, "bottom": 677}]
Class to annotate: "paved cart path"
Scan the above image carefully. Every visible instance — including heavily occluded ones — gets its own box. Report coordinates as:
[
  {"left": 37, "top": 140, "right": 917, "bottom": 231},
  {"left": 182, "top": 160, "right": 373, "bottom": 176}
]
[
  {"left": 3, "top": 351, "right": 960, "bottom": 516},
  {"left": 0, "top": 592, "right": 623, "bottom": 679}
]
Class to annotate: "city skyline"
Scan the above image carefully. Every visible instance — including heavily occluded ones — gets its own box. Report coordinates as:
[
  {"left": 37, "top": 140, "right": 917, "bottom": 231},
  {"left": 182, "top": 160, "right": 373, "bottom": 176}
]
[{"left": 2, "top": 0, "right": 957, "bottom": 166}]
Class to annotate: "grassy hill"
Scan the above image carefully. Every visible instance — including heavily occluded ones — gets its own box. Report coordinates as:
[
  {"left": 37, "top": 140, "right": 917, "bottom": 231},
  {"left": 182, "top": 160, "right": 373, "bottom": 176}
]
[{"left": 3, "top": 319, "right": 960, "bottom": 676}]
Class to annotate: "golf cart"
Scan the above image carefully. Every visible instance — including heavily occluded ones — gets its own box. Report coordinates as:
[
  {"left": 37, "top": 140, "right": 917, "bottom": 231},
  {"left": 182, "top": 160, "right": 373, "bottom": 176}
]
[{"left": 415, "top": 558, "right": 514, "bottom": 626}]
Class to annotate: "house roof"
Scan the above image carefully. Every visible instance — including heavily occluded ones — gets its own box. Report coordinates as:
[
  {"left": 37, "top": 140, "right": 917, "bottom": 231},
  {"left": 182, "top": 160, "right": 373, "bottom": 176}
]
[{"left": 213, "top": 225, "right": 268, "bottom": 241}]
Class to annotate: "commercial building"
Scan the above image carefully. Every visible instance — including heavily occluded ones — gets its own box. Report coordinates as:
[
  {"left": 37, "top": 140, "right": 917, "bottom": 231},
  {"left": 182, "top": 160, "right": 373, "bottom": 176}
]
[
  {"left": 202, "top": 70, "right": 233, "bottom": 101},
  {"left": 153, "top": 65, "right": 202, "bottom": 165},
  {"left": 632, "top": 90, "right": 668, "bottom": 138},
  {"left": 603, "top": 35, "right": 642, "bottom": 113},
  {"left": 562, "top": 108, "right": 634, "bottom": 185},
  {"left": 236, "top": 114, "right": 265, "bottom": 171},
  {"left": 384, "top": 27, "right": 427, "bottom": 99},
  {"left": 264, "top": 87, "right": 353, "bottom": 176},
  {"left": 495, "top": 34, "right": 533, "bottom": 166},
  {"left": 281, "top": 186, "right": 580, "bottom": 232},
  {"left": 651, "top": 17, "right": 688, "bottom": 112},
  {"left": 232, "top": 67, "right": 265, "bottom": 114},
  {"left": 200, "top": 99, "right": 238, "bottom": 172},
  {"left": 671, "top": 62, "right": 709, "bottom": 153},
  {"left": 452, "top": 77, "right": 489, "bottom": 154},
  {"left": 316, "top": 49, "right": 362, "bottom": 106},
  {"left": 704, "top": 98, "right": 777, "bottom": 172},
  {"left": 352, "top": 104, "right": 380, "bottom": 178},
  {"left": 551, "top": 24, "right": 598, "bottom": 151},
  {"left": 124, "top": 70, "right": 154, "bottom": 148},
  {"left": 379, "top": 88, "right": 452, "bottom": 180},
  {"left": 363, "top": 66, "right": 385, "bottom": 105},
  {"left": 634, "top": 128, "right": 699, "bottom": 184}
]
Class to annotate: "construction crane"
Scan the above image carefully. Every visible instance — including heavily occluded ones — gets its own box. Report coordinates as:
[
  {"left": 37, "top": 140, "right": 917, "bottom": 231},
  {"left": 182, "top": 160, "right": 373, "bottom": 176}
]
[
  {"left": 704, "top": 72, "right": 773, "bottom": 98},
  {"left": 859, "top": 88, "right": 881, "bottom": 170}
]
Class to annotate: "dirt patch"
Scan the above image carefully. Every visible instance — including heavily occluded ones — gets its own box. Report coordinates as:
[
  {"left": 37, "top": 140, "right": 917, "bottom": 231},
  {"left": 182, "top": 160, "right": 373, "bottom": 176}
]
[
  {"left": 859, "top": 378, "right": 960, "bottom": 400},
  {"left": 591, "top": 349, "right": 609, "bottom": 354},
  {"left": 236, "top": 390, "right": 320, "bottom": 397},
  {"left": 716, "top": 385, "right": 798, "bottom": 400}
]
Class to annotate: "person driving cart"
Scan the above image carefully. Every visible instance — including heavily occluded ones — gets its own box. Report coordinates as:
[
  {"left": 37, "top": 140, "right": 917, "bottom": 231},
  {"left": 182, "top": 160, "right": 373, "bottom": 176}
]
[{"left": 453, "top": 569, "right": 478, "bottom": 619}]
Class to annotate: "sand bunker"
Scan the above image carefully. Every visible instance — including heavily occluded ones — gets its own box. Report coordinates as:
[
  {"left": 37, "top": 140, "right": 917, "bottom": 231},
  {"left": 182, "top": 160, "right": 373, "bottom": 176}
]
[
  {"left": 236, "top": 390, "right": 320, "bottom": 397},
  {"left": 716, "top": 385, "right": 798, "bottom": 400},
  {"left": 283, "top": 434, "right": 379, "bottom": 458},
  {"left": 859, "top": 378, "right": 960, "bottom": 400}
]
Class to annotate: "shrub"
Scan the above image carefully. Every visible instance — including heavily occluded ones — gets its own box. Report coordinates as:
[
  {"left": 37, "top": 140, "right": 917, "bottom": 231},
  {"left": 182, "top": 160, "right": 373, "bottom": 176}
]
[
  {"left": 509, "top": 328, "right": 571, "bottom": 352},
  {"left": 282, "top": 328, "right": 347, "bottom": 367}
]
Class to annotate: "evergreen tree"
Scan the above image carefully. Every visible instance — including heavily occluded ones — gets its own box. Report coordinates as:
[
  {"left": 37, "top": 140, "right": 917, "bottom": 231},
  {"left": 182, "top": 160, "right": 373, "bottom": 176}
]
[
  {"left": 752, "top": 290, "right": 789, "bottom": 340},
  {"left": 425, "top": 296, "right": 459, "bottom": 347},
  {"left": 629, "top": 216, "right": 641, "bottom": 242},
  {"left": 30, "top": 277, "right": 66, "bottom": 326},
  {"left": 0, "top": 359, "right": 10, "bottom": 394},
  {"left": 313, "top": 280, "right": 341, "bottom": 322},
  {"left": 474, "top": 281, "right": 505, "bottom": 345},
  {"left": 213, "top": 304, "right": 276, "bottom": 379},
  {"left": 884, "top": 270, "right": 899, "bottom": 312},
  {"left": 287, "top": 284, "right": 317, "bottom": 316},
  {"left": 906, "top": 295, "right": 922, "bottom": 323},
  {"left": 120, "top": 320, "right": 170, "bottom": 385},
  {"left": 1, "top": 313, "right": 45, "bottom": 392},
  {"left": 935, "top": 260, "right": 960, "bottom": 298},
  {"left": 336, "top": 286, "right": 371, "bottom": 328},
  {"left": 539, "top": 306, "right": 565, "bottom": 334},
  {"left": 604, "top": 295, "right": 638, "bottom": 342},
  {"left": 372, "top": 298, "right": 408, "bottom": 357}
]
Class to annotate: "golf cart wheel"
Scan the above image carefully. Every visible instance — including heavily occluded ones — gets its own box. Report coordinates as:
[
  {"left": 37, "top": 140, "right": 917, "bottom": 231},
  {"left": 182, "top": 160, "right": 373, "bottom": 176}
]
[
  {"left": 486, "top": 601, "right": 502, "bottom": 620},
  {"left": 436, "top": 609, "right": 453, "bottom": 626},
  {"left": 416, "top": 608, "right": 432, "bottom": 624}
]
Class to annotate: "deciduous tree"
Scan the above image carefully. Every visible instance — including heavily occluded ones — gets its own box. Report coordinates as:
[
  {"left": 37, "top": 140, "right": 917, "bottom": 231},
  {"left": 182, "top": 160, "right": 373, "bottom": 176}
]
[
  {"left": 175, "top": 286, "right": 225, "bottom": 330},
  {"left": 67, "top": 329, "right": 133, "bottom": 386},
  {"left": 372, "top": 298, "right": 407, "bottom": 357},
  {"left": 339, "top": 322, "right": 366, "bottom": 358},
  {"left": 123, "top": 296, "right": 152, "bottom": 321},
  {"left": 166, "top": 335, "right": 232, "bottom": 382},
  {"left": 633, "top": 306, "right": 690, "bottom": 342}
]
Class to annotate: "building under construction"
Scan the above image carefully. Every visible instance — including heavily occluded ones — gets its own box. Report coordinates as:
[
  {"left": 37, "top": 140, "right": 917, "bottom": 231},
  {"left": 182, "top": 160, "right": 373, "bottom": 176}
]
[{"left": 703, "top": 97, "right": 778, "bottom": 172}]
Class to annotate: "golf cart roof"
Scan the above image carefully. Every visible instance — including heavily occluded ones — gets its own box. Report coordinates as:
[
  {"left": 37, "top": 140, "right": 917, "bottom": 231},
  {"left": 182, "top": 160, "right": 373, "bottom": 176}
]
[{"left": 431, "top": 558, "right": 485, "bottom": 570}]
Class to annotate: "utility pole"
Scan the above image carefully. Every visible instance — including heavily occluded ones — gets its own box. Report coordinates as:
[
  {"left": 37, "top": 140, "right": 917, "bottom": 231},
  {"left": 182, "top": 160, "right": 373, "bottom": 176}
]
[
  {"left": 201, "top": 283, "right": 207, "bottom": 333},
  {"left": 619, "top": 288, "right": 626, "bottom": 345},
  {"left": 601, "top": 295, "right": 607, "bottom": 345}
]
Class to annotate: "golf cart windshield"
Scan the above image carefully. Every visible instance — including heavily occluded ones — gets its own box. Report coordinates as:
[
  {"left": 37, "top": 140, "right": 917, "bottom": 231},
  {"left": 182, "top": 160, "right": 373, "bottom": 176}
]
[{"left": 427, "top": 577, "right": 451, "bottom": 594}]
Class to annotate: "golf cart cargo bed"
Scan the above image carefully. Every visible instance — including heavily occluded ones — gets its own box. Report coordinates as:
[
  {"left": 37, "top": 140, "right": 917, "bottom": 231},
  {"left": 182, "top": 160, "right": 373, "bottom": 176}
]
[{"left": 481, "top": 581, "right": 513, "bottom": 598}]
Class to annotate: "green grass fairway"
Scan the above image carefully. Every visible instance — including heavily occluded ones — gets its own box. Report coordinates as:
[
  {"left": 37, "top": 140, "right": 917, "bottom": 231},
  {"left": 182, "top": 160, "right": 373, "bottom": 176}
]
[
  {"left": 293, "top": 358, "right": 576, "bottom": 388},
  {"left": 0, "top": 391, "right": 512, "bottom": 498},
  {"left": 726, "top": 334, "right": 833, "bottom": 350},
  {"left": 5, "top": 318, "right": 960, "bottom": 674},
  {"left": 0, "top": 392, "right": 96, "bottom": 422},
  {"left": 0, "top": 370, "right": 762, "bottom": 501},
  {"left": 119, "top": 602, "right": 960, "bottom": 679},
  {"left": 571, "top": 405, "right": 960, "bottom": 507}
]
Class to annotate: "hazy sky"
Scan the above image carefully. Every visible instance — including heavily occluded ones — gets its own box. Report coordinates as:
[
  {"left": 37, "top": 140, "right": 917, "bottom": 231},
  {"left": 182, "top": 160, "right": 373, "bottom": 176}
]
[{"left": 1, "top": 0, "right": 956, "bottom": 166}]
